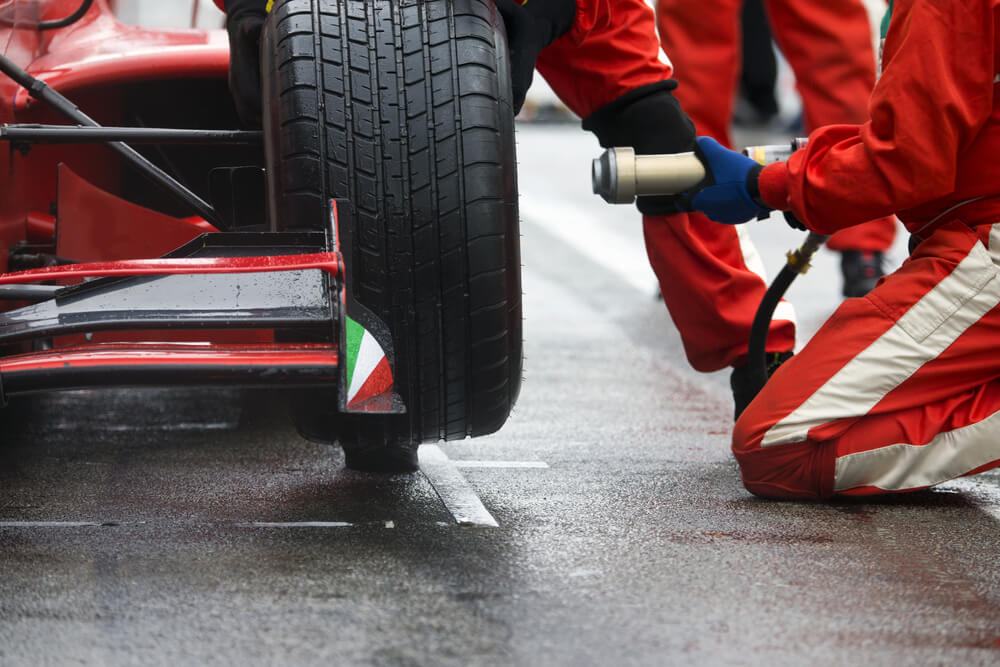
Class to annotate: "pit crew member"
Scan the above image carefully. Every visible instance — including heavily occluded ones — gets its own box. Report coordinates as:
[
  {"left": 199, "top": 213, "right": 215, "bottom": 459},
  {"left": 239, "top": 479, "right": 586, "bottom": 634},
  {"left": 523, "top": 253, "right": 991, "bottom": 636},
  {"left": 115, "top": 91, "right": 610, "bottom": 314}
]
[{"left": 687, "top": 0, "right": 1000, "bottom": 499}]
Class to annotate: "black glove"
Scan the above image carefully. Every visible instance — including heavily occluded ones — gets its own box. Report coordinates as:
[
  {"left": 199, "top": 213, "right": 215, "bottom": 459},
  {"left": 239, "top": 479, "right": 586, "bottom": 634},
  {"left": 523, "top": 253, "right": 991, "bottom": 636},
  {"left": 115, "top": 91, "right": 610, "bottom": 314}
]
[
  {"left": 224, "top": 0, "right": 268, "bottom": 128},
  {"left": 583, "top": 81, "right": 698, "bottom": 215},
  {"left": 495, "top": 0, "right": 577, "bottom": 114}
]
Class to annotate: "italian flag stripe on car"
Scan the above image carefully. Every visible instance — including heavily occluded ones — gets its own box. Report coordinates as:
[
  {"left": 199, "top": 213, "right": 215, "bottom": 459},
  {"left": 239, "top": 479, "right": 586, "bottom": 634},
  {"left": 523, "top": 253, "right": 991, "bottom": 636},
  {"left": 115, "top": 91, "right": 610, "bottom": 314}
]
[{"left": 345, "top": 316, "right": 393, "bottom": 408}]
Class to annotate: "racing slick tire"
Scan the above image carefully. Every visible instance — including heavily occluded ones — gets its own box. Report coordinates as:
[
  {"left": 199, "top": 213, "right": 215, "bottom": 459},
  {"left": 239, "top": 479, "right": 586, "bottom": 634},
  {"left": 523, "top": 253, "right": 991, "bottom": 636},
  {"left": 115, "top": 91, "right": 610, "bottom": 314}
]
[{"left": 261, "top": 0, "right": 522, "bottom": 471}]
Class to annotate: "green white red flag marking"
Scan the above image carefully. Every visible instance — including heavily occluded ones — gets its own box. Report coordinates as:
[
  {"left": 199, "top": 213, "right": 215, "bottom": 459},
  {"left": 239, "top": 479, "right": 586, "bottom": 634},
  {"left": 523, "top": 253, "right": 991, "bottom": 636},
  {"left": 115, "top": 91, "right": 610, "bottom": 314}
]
[{"left": 344, "top": 316, "right": 394, "bottom": 410}]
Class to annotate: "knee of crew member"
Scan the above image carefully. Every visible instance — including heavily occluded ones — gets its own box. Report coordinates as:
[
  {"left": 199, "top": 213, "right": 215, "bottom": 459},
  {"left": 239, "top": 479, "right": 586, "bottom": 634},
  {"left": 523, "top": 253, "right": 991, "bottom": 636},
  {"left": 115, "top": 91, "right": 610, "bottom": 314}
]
[
  {"left": 731, "top": 399, "right": 773, "bottom": 459},
  {"left": 731, "top": 409, "right": 832, "bottom": 500}
]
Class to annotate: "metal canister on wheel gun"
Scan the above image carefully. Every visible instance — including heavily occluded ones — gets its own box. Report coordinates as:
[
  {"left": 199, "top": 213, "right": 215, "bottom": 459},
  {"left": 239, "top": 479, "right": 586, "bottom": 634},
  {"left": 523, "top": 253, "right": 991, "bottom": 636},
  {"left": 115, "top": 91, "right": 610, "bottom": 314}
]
[
  {"left": 741, "top": 137, "right": 808, "bottom": 166},
  {"left": 591, "top": 138, "right": 808, "bottom": 203}
]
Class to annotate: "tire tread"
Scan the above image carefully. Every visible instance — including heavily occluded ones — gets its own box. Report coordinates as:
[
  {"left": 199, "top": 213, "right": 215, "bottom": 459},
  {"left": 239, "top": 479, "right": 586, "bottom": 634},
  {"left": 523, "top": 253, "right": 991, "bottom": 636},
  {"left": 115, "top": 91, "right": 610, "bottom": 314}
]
[{"left": 265, "top": 0, "right": 522, "bottom": 458}]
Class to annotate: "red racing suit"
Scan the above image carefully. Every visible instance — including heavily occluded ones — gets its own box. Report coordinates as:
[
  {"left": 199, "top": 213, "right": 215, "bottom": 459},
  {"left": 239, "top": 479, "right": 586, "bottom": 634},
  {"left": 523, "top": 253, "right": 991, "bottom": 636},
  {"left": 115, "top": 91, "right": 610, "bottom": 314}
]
[
  {"left": 735, "top": 0, "right": 1000, "bottom": 499},
  {"left": 656, "top": 0, "right": 896, "bottom": 253},
  {"left": 536, "top": 0, "right": 796, "bottom": 372}
]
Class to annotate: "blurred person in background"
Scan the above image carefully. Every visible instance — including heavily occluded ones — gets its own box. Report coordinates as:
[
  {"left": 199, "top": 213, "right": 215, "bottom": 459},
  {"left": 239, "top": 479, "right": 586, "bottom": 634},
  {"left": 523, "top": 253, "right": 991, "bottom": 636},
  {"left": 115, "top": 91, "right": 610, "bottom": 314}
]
[
  {"left": 656, "top": 0, "right": 895, "bottom": 299},
  {"left": 733, "top": 0, "right": 779, "bottom": 126},
  {"left": 685, "top": 0, "right": 1000, "bottom": 499},
  {"left": 219, "top": 0, "right": 799, "bottom": 418}
]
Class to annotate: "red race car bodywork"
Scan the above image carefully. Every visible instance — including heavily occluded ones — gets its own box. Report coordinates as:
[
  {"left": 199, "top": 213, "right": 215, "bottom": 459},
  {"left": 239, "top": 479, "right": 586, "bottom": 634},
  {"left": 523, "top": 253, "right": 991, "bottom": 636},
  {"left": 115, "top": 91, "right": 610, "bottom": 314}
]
[
  {"left": 2, "top": 0, "right": 229, "bottom": 261},
  {"left": 0, "top": 0, "right": 399, "bottom": 413}
]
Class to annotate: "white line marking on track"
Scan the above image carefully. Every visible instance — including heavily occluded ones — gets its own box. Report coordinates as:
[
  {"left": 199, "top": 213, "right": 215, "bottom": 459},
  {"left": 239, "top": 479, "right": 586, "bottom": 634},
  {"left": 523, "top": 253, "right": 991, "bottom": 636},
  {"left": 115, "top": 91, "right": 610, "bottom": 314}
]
[
  {"left": 238, "top": 521, "right": 353, "bottom": 528},
  {"left": 419, "top": 445, "right": 499, "bottom": 527},
  {"left": 0, "top": 521, "right": 102, "bottom": 527},
  {"left": 452, "top": 460, "right": 549, "bottom": 469},
  {"left": 102, "top": 422, "right": 235, "bottom": 432}
]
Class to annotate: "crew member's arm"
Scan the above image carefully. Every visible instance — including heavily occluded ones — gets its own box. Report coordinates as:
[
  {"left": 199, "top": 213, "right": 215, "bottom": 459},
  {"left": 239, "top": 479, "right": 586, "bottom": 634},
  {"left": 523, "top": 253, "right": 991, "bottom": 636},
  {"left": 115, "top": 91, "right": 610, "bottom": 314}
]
[
  {"left": 495, "top": 0, "right": 576, "bottom": 113},
  {"left": 759, "top": 0, "right": 998, "bottom": 233},
  {"left": 534, "top": 0, "right": 698, "bottom": 214},
  {"left": 690, "top": 0, "right": 998, "bottom": 231}
]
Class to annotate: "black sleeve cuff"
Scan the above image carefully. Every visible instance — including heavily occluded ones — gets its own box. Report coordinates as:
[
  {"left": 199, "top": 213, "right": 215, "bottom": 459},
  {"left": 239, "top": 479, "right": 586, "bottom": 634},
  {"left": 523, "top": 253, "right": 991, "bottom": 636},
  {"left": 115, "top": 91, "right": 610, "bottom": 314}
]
[
  {"left": 581, "top": 80, "right": 695, "bottom": 156},
  {"left": 582, "top": 81, "right": 698, "bottom": 216},
  {"left": 746, "top": 163, "right": 766, "bottom": 208},
  {"left": 224, "top": 0, "right": 268, "bottom": 17}
]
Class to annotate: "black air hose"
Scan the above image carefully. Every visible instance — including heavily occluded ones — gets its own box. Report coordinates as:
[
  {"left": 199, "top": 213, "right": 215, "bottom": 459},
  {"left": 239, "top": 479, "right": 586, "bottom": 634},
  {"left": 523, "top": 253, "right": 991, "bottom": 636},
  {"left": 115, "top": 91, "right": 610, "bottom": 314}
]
[
  {"left": 746, "top": 231, "right": 829, "bottom": 396},
  {"left": 38, "top": 0, "right": 94, "bottom": 30}
]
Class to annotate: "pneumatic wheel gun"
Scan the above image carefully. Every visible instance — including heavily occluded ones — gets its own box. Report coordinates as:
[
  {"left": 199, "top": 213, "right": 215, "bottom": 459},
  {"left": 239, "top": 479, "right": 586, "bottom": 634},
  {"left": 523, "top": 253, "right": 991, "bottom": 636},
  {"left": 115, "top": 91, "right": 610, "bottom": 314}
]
[{"left": 590, "top": 138, "right": 808, "bottom": 205}]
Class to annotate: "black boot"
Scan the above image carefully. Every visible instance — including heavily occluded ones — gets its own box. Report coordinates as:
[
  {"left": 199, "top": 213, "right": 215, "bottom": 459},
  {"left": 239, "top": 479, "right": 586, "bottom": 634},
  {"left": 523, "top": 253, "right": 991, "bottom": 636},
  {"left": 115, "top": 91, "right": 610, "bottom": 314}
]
[
  {"left": 730, "top": 351, "right": 793, "bottom": 420},
  {"left": 840, "top": 250, "right": 884, "bottom": 298}
]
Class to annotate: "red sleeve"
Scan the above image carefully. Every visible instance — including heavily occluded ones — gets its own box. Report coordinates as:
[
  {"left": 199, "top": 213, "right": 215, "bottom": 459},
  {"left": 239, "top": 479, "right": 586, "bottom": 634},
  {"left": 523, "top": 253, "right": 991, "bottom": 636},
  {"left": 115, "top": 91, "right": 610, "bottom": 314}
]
[
  {"left": 535, "top": 0, "right": 673, "bottom": 118},
  {"left": 774, "top": 0, "right": 999, "bottom": 234},
  {"left": 214, "top": 0, "right": 225, "bottom": 10}
]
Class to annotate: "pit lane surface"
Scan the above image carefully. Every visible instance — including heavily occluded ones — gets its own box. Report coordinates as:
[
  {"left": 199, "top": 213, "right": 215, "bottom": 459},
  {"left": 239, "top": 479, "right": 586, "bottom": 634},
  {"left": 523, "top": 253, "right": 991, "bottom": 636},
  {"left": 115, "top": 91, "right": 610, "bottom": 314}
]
[{"left": 2, "top": 125, "right": 999, "bottom": 666}]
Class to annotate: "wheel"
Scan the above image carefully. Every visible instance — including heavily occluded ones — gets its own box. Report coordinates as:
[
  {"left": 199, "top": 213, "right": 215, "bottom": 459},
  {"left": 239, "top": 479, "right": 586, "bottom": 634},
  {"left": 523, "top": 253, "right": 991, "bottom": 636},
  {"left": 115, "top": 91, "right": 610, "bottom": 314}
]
[{"left": 261, "top": 0, "right": 522, "bottom": 471}]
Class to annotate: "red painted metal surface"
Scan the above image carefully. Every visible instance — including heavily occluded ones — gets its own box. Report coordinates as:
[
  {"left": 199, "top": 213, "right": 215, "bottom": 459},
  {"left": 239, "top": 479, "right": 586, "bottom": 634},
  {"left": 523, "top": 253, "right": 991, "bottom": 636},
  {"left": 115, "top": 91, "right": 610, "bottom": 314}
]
[
  {"left": 14, "top": 1, "right": 229, "bottom": 112},
  {"left": 56, "top": 163, "right": 218, "bottom": 262},
  {"left": 0, "top": 0, "right": 232, "bottom": 272},
  {"left": 25, "top": 211, "right": 56, "bottom": 242},
  {"left": 13, "top": 36, "right": 229, "bottom": 111},
  {"left": 0, "top": 2, "right": 343, "bottom": 389},
  {"left": 0, "top": 342, "right": 339, "bottom": 373},
  {"left": 55, "top": 330, "right": 276, "bottom": 347},
  {"left": 0, "top": 252, "right": 342, "bottom": 285}
]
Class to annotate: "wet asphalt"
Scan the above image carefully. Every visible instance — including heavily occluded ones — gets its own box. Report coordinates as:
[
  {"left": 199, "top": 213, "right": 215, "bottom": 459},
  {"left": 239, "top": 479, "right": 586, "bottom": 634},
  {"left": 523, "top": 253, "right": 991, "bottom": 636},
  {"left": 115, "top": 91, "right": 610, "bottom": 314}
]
[{"left": 2, "top": 125, "right": 1000, "bottom": 665}]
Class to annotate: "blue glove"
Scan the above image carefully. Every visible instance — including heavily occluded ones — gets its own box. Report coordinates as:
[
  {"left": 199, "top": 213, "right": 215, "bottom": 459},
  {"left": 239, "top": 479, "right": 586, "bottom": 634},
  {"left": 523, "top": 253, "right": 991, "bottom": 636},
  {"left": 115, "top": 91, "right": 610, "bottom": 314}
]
[{"left": 690, "top": 136, "right": 771, "bottom": 224}]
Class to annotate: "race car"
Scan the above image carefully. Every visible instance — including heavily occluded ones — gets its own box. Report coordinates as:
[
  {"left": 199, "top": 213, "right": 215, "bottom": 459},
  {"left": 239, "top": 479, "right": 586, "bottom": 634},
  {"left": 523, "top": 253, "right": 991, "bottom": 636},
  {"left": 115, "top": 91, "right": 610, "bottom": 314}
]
[{"left": 0, "top": 0, "right": 523, "bottom": 471}]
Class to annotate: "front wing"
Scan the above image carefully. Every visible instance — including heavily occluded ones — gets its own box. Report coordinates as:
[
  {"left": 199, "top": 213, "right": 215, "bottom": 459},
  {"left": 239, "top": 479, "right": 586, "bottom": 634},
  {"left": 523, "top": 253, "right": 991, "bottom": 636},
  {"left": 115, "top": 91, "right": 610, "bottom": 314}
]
[{"left": 0, "top": 202, "right": 403, "bottom": 415}]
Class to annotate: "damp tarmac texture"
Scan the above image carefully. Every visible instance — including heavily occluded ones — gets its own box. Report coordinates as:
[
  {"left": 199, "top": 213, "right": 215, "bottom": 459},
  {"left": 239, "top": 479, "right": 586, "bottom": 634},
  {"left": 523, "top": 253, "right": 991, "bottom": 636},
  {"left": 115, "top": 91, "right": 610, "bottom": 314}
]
[{"left": 1, "top": 298, "right": 999, "bottom": 665}]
